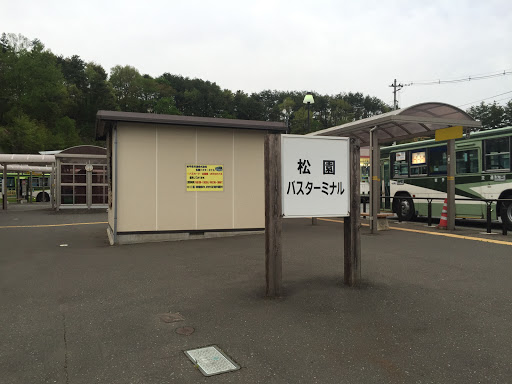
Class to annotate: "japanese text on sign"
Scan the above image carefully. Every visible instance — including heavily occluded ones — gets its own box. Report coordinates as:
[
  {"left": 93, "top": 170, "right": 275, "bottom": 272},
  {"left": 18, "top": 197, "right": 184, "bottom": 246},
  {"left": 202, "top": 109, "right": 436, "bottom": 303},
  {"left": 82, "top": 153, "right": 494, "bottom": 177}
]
[
  {"left": 186, "top": 165, "right": 224, "bottom": 191},
  {"left": 281, "top": 135, "right": 350, "bottom": 217}
]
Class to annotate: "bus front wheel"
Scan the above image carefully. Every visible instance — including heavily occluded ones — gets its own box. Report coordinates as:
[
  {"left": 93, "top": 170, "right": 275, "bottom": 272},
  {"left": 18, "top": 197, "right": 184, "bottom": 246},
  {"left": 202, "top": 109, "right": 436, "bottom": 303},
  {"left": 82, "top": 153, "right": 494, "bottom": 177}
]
[
  {"left": 36, "top": 192, "right": 50, "bottom": 202},
  {"left": 501, "top": 202, "right": 512, "bottom": 230},
  {"left": 393, "top": 195, "right": 415, "bottom": 221}
]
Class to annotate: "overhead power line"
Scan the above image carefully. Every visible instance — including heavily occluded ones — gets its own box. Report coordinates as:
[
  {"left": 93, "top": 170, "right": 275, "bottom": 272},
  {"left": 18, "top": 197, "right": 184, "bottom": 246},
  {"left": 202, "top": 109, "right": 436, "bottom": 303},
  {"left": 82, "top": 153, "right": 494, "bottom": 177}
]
[
  {"left": 405, "top": 70, "right": 512, "bottom": 86},
  {"left": 457, "top": 90, "right": 512, "bottom": 107},
  {"left": 390, "top": 69, "right": 512, "bottom": 109}
]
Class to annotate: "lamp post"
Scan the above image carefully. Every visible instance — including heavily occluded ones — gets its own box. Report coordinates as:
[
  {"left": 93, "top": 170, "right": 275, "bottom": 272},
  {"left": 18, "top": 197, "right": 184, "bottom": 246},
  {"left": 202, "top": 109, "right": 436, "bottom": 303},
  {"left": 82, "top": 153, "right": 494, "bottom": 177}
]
[{"left": 303, "top": 93, "right": 314, "bottom": 132}]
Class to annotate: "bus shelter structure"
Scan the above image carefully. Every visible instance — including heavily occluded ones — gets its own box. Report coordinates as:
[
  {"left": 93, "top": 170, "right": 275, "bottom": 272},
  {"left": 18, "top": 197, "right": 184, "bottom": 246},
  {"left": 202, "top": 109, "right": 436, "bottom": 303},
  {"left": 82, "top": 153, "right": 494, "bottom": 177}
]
[
  {"left": 0, "top": 154, "right": 55, "bottom": 210},
  {"left": 309, "top": 102, "right": 481, "bottom": 232},
  {"left": 96, "top": 110, "right": 286, "bottom": 245},
  {"left": 54, "top": 146, "right": 108, "bottom": 210}
]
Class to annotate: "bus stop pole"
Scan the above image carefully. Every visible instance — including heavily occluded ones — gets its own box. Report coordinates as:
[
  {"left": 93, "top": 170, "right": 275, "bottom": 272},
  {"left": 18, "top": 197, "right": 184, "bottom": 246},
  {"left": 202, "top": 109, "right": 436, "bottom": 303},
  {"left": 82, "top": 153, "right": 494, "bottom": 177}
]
[
  {"left": 447, "top": 139, "right": 456, "bottom": 230},
  {"left": 2, "top": 164, "right": 6, "bottom": 210}
]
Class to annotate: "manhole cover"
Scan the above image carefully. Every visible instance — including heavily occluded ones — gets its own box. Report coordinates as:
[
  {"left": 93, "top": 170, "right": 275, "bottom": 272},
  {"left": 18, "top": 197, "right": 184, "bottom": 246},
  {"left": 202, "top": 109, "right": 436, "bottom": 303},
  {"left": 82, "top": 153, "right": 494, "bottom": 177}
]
[
  {"left": 184, "top": 345, "right": 240, "bottom": 376},
  {"left": 159, "top": 313, "right": 185, "bottom": 323},
  {"left": 176, "top": 326, "right": 195, "bottom": 336}
]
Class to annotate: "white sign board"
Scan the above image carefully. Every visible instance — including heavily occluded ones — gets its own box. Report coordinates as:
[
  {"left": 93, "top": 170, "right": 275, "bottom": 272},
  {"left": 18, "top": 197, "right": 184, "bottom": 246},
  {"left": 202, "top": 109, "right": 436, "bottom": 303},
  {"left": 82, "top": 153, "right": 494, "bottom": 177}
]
[{"left": 281, "top": 135, "right": 350, "bottom": 218}]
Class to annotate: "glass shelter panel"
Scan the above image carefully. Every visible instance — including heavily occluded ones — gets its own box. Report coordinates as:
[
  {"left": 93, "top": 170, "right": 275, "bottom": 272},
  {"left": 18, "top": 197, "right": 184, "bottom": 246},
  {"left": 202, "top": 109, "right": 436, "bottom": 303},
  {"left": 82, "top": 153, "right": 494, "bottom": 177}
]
[{"left": 91, "top": 165, "right": 107, "bottom": 206}]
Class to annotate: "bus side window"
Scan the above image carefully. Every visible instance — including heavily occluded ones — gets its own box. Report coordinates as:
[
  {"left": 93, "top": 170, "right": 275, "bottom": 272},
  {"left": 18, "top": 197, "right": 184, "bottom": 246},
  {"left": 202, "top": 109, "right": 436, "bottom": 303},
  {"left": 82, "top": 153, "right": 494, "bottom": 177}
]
[
  {"left": 392, "top": 151, "right": 408, "bottom": 178},
  {"left": 484, "top": 137, "right": 510, "bottom": 171},
  {"left": 410, "top": 149, "right": 427, "bottom": 176},
  {"left": 429, "top": 145, "right": 447, "bottom": 175},
  {"left": 456, "top": 149, "right": 479, "bottom": 174}
]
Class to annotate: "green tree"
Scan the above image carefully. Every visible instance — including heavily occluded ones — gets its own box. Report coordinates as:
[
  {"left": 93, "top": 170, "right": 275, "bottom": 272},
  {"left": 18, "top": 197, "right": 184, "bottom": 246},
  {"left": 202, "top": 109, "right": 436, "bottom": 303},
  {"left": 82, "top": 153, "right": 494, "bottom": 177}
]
[
  {"left": 329, "top": 98, "right": 353, "bottom": 126},
  {"left": 0, "top": 35, "right": 66, "bottom": 127},
  {"left": 504, "top": 100, "right": 512, "bottom": 127},
  {"left": 467, "top": 102, "right": 506, "bottom": 130},
  {"left": 289, "top": 106, "right": 322, "bottom": 134},
  {"left": 278, "top": 97, "right": 295, "bottom": 130},
  {"left": 46, "top": 116, "right": 81, "bottom": 149},
  {"left": 232, "top": 91, "right": 264, "bottom": 120},
  {"left": 153, "top": 97, "right": 181, "bottom": 115},
  {"left": 109, "top": 65, "right": 143, "bottom": 112},
  {"left": 0, "top": 114, "right": 48, "bottom": 153}
]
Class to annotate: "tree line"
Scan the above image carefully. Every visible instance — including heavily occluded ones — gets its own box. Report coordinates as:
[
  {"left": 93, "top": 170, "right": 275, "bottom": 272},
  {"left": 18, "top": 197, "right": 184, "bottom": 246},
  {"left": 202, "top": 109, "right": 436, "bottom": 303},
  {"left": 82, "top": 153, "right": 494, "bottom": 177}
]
[{"left": 1, "top": 33, "right": 510, "bottom": 153}]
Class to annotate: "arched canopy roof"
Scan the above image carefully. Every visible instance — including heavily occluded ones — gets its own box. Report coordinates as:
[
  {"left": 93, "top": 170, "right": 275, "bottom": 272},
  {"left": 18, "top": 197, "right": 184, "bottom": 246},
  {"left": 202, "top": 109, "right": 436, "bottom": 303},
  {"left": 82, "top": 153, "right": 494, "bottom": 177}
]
[
  {"left": 55, "top": 145, "right": 106, "bottom": 157},
  {"left": 0, "top": 154, "right": 55, "bottom": 166},
  {"left": 309, "top": 102, "right": 481, "bottom": 145},
  {"left": 0, "top": 165, "right": 53, "bottom": 173}
]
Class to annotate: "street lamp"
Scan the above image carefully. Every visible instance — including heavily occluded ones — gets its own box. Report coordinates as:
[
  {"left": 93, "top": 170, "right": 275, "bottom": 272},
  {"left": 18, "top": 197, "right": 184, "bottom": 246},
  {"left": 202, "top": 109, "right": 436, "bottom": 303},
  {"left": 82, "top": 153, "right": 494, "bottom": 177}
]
[{"left": 303, "top": 94, "right": 315, "bottom": 132}]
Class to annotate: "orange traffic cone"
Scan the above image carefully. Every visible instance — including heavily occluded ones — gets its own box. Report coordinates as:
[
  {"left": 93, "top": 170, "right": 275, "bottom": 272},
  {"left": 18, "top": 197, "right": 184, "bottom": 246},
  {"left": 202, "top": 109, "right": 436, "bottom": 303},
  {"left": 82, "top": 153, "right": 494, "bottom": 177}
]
[{"left": 437, "top": 198, "right": 448, "bottom": 229}]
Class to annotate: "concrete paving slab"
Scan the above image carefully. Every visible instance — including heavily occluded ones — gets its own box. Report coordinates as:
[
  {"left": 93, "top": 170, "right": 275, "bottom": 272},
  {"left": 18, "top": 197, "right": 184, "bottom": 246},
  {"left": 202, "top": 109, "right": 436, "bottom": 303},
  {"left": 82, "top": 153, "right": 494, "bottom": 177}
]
[{"left": 0, "top": 208, "right": 511, "bottom": 383}]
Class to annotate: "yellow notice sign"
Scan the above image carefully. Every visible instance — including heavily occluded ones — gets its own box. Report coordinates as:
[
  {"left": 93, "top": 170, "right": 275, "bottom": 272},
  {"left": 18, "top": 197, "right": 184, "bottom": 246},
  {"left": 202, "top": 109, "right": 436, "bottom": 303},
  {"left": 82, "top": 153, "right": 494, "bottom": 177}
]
[
  {"left": 435, "top": 126, "right": 463, "bottom": 141},
  {"left": 186, "top": 165, "right": 224, "bottom": 191}
]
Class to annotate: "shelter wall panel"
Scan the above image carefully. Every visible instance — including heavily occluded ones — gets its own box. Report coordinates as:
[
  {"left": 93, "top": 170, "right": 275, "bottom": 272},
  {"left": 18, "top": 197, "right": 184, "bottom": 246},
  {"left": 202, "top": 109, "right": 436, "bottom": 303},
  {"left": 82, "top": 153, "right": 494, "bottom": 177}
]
[
  {"left": 156, "top": 126, "right": 196, "bottom": 230},
  {"left": 234, "top": 130, "right": 265, "bottom": 228},
  {"left": 196, "top": 128, "right": 233, "bottom": 230},
  {"left": 117, "top": 123, "right": 157, "bottom": 231}
]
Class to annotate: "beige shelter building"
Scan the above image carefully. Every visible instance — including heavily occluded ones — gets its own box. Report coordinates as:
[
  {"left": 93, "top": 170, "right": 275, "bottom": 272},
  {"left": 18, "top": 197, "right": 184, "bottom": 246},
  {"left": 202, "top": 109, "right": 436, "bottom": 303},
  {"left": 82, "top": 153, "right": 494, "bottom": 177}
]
[{"left": 96, "top": 111, "right": 286, "bottom": 245}]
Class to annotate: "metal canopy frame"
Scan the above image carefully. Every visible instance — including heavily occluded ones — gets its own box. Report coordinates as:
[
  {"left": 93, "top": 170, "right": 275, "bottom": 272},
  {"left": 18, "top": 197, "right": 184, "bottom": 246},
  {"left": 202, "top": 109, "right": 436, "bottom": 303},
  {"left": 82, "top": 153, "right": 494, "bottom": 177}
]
[
  {"left": 0, "top": 165, "right": 53, "bottom": 173},
  {"left": 309, "top": 102, "right": 482, "bottom": 233},
  {"left": 308, "top": 102, "right": 481, "bottom": 145},
  {"left": 0, "top": 154, "right": 56, "bottom": 166}
]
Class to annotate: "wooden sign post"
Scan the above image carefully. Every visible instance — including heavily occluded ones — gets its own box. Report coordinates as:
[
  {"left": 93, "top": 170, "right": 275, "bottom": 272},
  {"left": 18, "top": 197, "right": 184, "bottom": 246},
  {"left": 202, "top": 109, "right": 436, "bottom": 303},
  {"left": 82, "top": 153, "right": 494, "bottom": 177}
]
[
  {"left": 344, "top": 138, "right": 361, "bottom": 286},
  {"left": 264, "top": 134, "right": 282, "bottom": 297},
  {"left": 264, "top": 134, "right": 361, "bottom": 297}
]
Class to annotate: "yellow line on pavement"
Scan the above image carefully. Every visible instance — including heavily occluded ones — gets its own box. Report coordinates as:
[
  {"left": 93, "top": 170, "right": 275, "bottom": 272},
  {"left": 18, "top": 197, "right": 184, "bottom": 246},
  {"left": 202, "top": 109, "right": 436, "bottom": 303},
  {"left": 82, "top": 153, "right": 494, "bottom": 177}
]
[
  {"left": 0, "top": 222, "right": 108, "bottom": 229},
  {"left": 320, "top": 217, "right": 370, "bottom": 227},
  {"left": 317, "top": 218, "right": 512, "bottom": 246}
]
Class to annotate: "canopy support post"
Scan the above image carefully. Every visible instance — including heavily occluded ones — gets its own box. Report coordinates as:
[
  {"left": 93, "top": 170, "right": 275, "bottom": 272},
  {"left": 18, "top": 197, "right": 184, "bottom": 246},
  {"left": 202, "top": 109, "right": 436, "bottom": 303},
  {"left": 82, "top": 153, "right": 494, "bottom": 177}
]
[
  {"left": 2, "top": 164, "right": 6, "bottom": 210},
  {"left": 447, "top": 139, "right": 456, "bottom": 230},
  {"left": 369, "top": 127, "right": 380, "bottom": 234}
]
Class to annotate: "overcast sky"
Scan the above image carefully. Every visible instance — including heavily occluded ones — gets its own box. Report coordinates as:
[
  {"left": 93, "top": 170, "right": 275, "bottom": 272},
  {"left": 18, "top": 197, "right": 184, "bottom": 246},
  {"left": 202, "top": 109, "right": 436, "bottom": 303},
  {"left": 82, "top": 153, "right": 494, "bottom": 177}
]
[{"left": 3, "top": 0, "right": 512, "bottom": 109}]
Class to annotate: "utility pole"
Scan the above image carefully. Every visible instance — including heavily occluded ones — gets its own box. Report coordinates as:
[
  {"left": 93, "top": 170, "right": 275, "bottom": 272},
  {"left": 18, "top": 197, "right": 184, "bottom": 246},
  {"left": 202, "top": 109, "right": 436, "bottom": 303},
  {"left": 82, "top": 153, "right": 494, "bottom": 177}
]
[{"left": 389, "top": 79, "right": 403, "bottom": 110}]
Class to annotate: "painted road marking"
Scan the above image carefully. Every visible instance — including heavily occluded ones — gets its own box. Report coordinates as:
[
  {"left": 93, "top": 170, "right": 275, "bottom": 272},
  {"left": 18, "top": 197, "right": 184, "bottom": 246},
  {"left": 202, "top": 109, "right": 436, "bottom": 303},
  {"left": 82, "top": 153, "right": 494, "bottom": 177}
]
[
  {"left": 318, "top": 218, "right": 512, "bottom": 246},
  {"left": 0, "top": 222, "right": 108, "bottom": 229}
]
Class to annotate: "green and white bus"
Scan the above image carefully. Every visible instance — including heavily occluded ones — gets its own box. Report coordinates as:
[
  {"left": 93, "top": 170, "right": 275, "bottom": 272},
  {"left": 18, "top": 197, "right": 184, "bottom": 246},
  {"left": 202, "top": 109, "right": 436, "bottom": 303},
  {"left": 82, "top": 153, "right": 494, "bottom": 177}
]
[
  {"left": 380, "top": 126, "right": 512, "bottom": 229},
  {"left": 0, "top": 173, "right": 51, "bottom": 203}
]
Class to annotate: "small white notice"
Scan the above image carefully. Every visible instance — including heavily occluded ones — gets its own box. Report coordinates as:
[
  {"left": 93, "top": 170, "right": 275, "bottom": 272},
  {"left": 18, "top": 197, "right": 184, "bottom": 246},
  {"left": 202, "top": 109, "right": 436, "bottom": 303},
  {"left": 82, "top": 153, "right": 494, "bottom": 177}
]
[{"left": 282, "top": 135, "right": 350, "bottom": 218}]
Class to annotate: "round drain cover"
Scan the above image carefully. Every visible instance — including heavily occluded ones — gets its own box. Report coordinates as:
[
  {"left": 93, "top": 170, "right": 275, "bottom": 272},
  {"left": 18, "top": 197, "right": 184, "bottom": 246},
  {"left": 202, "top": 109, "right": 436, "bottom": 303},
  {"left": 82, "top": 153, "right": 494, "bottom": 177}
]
[{"left": 176, "top": 326, "right": 195, "bottom": 336}]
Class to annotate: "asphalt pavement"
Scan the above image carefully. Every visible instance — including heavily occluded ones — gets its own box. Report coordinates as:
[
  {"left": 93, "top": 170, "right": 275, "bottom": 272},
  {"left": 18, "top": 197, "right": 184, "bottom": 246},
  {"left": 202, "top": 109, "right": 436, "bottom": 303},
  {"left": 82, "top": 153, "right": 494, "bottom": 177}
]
[{"left": 1, "top": 204, "right": 511, "bottom": 383}]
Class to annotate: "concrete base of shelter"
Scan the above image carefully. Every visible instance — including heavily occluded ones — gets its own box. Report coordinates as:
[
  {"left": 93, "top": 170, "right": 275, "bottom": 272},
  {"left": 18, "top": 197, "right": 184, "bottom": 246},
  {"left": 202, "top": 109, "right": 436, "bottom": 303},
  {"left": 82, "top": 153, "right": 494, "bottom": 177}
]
[
  {"left": 377, "top": 218, "right": 390, "bottom": 231},
  {"left": 107, "top": 227, "right": 264, "bottom": 245},
  {"left": 361, "top": 213, "right": 393, "bottom": 231}
]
